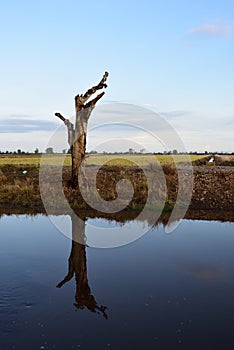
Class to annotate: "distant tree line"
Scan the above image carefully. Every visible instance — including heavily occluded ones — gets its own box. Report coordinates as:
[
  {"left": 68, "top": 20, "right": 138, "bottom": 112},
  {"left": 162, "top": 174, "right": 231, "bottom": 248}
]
[
  {"left": 0, "top": 148, "right": 233, "bottom": 155},
  {"left": 0, "top": 147, "right": 55, "bottom": 154},
  {"left": 0, "top": 148, "right": 40, "bottom": 155},
  {"left": 88, "top": 149, "right": 234, "bottom": 155}
]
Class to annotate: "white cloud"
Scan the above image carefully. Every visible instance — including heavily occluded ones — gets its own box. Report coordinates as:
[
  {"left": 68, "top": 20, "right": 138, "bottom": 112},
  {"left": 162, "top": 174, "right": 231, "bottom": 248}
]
[
  {"left": 189, "top": 20, "right": 234, "bottom": 37},
  {"left": 0, "top": 115, "right": 59, "bottom": 133},
  {"left": 141, "top": 103, "right": 158, "bottom": 109},
  {"left": 159, "top": 110, "right": 234, "bottom": 152},
  {"left": 0, "top": 131, "right": 65, "bottom": 153},
  {"left": 0, "top": 105, "right": 233, "bottom": 153}
]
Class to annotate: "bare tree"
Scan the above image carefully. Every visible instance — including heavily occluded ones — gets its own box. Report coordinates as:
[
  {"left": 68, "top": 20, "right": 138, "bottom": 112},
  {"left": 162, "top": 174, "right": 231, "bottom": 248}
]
[{"left": 55, "top": 72, "right": 109, "bottom": 186}]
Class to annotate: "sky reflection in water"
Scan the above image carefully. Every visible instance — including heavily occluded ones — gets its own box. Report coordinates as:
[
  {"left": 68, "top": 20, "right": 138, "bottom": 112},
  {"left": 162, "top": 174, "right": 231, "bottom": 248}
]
[{"left": 0, "top": 214, "right": 234, "bottom": 350}]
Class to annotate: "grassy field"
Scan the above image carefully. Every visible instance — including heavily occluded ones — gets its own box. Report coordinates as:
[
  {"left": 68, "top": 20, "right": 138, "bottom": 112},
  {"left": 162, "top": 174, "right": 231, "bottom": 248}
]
[
  {"left": 0, "top": 154, "right": 209, "bottom": 166},
  {"left": 85, "top": 154, "right": 208, "bottom": 166}
]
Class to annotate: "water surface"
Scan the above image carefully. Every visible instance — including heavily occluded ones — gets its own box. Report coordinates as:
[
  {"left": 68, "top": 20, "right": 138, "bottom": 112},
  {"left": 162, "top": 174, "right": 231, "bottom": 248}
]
[{"left": 0, "top": 214, "right": 234, "bottom": 349}]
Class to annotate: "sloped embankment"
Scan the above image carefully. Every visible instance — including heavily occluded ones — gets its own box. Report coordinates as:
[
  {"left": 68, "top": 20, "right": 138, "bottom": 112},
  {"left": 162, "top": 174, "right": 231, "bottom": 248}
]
[
  {"left": 0, "top": 164, "right": 233, "bottom": 211},
  {"left": 190, "top": 166, "right": 233, "bottom": 210}
]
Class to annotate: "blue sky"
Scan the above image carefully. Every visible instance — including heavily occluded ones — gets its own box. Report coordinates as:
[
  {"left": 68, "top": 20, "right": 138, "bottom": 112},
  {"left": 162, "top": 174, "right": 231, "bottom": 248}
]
[{"left": 0, "top": 0, "right": 233, "bottom": 152}]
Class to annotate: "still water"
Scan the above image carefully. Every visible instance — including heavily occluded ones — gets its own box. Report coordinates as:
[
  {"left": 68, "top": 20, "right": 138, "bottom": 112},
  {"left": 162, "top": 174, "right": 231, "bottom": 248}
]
[{"left": 0, "top": 214, "right": 234, "bottom": 350}]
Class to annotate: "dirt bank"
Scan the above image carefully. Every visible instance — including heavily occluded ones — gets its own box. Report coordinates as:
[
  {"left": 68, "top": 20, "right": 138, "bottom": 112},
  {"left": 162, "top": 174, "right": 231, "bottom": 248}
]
[
  {"left": 0, "top": 164, "right": 233, "bottom": 212},
  {"left": 191, "top": 166, "right": 233, "bottom": 210}
]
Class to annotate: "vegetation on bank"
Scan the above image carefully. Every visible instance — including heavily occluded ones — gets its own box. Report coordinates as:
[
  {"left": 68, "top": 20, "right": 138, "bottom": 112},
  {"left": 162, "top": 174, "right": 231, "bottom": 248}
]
[
  {"left": 0, "top": 154, "right": 233, "bottom": 212},
  {"left": 0, "top": 162, "right": 179, "bottom": 211}
]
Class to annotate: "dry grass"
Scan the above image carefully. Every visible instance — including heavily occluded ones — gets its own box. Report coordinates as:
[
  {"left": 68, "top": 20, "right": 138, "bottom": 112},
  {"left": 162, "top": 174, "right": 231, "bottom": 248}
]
[
  {"left": 0, "top": 178, "right": 35, "bottom": 207},
  {"left": 214, "top": 155, "right": 234, "bottom": 166},
  {"left": 0, "top": 155, "right": 71, "bottom": 166},
  {"left": 0, "top": 154, "right": 208, "bottom": 166},
  {"left": 0, "top": 170, "right": 7, "bottom": 182}
]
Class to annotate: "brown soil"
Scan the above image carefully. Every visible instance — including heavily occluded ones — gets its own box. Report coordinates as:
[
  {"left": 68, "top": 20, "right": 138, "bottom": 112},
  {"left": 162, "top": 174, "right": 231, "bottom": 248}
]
[{"left": 0, "top": 164, "right": 233, "bottom": 212}]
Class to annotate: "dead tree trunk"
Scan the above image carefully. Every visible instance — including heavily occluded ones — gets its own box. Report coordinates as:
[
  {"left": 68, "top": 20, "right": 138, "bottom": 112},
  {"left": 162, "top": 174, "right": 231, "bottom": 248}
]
[{"left": 55, "top": 72, "right": 109, "bottom": 187}]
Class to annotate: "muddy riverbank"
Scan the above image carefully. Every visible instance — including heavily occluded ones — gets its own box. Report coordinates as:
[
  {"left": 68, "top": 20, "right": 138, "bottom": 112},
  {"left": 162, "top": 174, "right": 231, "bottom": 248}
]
[{"left": 0, "top": 164, "right": 233, "bottom": 212}]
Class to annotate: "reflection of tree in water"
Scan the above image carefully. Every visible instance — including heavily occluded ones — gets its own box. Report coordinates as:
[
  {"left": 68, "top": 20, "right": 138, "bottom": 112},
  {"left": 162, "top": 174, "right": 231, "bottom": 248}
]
[{"left": 56, "top": 214, "right": 108, "bottom": 319}]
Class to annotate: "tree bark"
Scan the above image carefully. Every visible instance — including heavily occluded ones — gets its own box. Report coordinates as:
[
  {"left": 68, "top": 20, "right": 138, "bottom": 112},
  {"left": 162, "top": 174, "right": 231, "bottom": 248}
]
[{"left": 55, "top": 72, "right": 109, "bottom": 187}]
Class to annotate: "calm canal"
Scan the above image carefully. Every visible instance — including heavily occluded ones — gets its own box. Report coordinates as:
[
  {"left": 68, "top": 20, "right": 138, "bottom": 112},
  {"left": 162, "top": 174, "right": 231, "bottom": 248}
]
[{"left": 0, "top": 214, "right": 234, "bottom": 349}]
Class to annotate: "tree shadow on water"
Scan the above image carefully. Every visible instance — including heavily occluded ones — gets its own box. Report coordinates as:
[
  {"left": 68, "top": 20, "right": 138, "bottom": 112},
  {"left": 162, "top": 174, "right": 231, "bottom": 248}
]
[{"left": 56, "top": 213, "right": 108, "bottom": 319}]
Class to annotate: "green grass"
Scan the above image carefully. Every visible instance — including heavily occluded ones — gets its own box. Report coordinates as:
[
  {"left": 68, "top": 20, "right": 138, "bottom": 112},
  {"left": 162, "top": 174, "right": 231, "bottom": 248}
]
[
  {"left": 0, "top": 154, "right": 208, "bottom": 166},
  {"left": 85, "top": 154, "right": 207, "bottom": 166},
  {"left": 0, "top": 155, "right": 71, "bottom": 166}
]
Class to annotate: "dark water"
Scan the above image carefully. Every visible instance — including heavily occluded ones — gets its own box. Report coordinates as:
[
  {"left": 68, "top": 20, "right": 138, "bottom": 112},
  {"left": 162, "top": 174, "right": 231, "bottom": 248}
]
[{"left": 0, "top": 214, "right": 234, "bottom": 350}]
